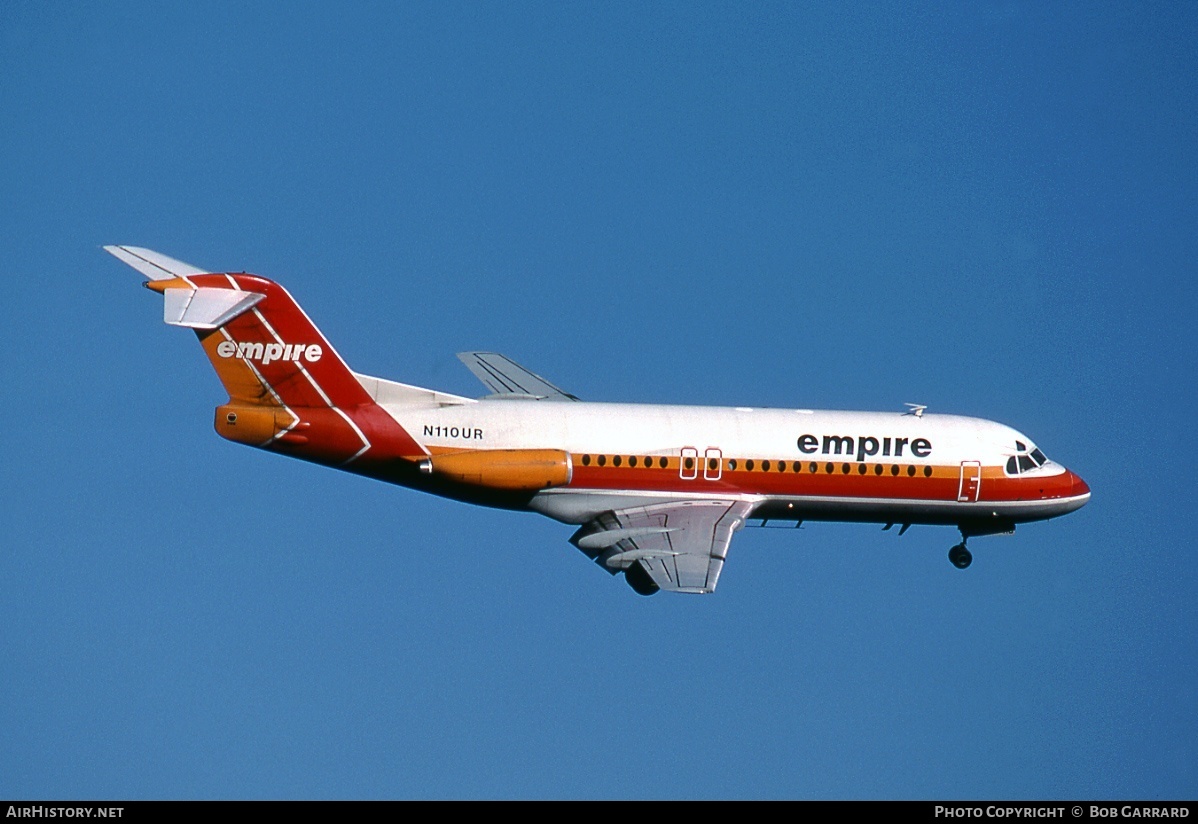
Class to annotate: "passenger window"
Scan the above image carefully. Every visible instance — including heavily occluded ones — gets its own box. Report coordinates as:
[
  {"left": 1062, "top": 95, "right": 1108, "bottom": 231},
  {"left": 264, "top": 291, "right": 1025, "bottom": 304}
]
[
  {"left": 810, "top": 462, "right": 818, "bottom": 474},
  {"left": 907, "top": 465, "right": 915, "bottom": 477},
  {"left": 684, "top": 456, "right": 694, "bottom": 470},
  {"left": 762, "top": 460, "right": 771, "bottom": 471},
  {"left": 857, "top": 464, "right": 867, "bottom": 475},
  {"left": 793, "top": 461, "right": 801, "bottom": 472},
  {"left": 890, "top": 465, "right": 899, "bottom": 476},
  {"left": 923, "top": 466, "right": 932, "bottom": 477},
  {"left": 874, "top": 464, "right": 883, "bottom": 475},
  {"left": 728, "top": 459, "right": 738, "bottom": 471},
  {"left": 629, "top": 456, "right": 638, "bottom": 467},
  {"left": 842, "top": 463, "right": 851, "bottom": 474},
  {"left": 747, "top": 460, "right": 755, "bottom": 471},
  {"left": 826, "top": 463, "right": 834, "bottom": 474},
  {"left": 581, "top": 454, "right": 591, "bottom": 466},
  {"left": 597, "top": 455, "right": 606, "bottom": 466},
  {"left": 659, "top": 457, "right": 668, "bottom": 469}
]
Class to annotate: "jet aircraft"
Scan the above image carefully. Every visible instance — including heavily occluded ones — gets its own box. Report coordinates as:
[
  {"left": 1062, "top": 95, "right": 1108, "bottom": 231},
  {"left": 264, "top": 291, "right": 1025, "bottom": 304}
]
[{"left": 106, "top": 246, "right": 1091, "bottom": 595}]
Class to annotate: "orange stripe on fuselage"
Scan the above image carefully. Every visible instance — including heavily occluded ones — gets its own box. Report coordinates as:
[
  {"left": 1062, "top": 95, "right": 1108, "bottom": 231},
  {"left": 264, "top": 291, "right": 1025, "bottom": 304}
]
[
  {"left": 568, "top": 461, "right": 954, "bottom": 500},
  {"left": 564, "top": 459, "right": 1077, "bottom": 504},
  {"left": 381, "top": 443, "right": 1077, "bottom": 504}
]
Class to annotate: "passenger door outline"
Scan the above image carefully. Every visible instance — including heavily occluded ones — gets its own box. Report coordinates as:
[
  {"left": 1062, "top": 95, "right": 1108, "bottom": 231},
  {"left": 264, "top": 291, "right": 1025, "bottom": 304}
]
[
  {"left": 703, "top": 447, "right": 723, "bottom": 481},
  {"left": 958, "top": 461, "right": 982, "bottom": 502},
  {"left": 680, "top": 446, "right": 699, "bottom": 480}
]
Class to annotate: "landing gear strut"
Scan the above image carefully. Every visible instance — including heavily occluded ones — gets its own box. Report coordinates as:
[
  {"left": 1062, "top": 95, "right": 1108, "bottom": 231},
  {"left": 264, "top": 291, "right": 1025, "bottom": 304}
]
[{"left": 948, "top": 541, "right": 972, "bottom": 569}]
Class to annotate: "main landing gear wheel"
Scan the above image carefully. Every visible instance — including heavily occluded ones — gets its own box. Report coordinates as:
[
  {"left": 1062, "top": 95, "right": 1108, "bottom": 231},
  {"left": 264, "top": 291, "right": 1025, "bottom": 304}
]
[
  {"left": 948, "top": 543, "right": 973, "bottom": 569},
  {"left": 624, "top": 562, "right": 661, "bottom": 596}
]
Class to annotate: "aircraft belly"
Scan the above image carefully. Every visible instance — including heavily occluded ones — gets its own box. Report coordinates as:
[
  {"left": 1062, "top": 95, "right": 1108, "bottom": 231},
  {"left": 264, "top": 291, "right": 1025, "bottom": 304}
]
[
  {"left": 534, "top": 488, "right": 1090, "bottom": 528},
  {"left": 529, "top": 490, "right": 701, "bottom": 524},
  {"left": 751, "top": 493, "right": 1090, "bottom": 525}
]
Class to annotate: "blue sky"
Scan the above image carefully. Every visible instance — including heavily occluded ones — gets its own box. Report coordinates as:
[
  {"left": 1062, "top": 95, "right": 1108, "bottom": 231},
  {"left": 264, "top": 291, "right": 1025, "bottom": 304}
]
[{"left": 1, "top": 1, "right": 1195, "bottom": 799}]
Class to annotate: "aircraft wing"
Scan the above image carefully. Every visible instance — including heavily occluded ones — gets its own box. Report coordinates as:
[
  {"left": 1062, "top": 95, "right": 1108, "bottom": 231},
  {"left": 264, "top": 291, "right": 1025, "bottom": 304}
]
[
  {"left": 570, "top": 500, "right": 754, "bottom": 594},
  {"left": 456, "top": 351, "right": 579, "bottom": 401}
]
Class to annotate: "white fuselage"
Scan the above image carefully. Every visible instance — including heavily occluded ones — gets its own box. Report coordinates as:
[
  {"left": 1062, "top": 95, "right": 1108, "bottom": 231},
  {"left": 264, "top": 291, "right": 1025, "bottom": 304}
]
[{"left": 385, "top": 399, "right": 1086, "bottom": 529}]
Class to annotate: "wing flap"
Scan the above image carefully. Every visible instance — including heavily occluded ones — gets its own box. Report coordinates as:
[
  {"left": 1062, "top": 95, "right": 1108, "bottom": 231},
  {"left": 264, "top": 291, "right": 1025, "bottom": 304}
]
[{"left": 571, "top": 500, "right": 754, "bottom": 594}]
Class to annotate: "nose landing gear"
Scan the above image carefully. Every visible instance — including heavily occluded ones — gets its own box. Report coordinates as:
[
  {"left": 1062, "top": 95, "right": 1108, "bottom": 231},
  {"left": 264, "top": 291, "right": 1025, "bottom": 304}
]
[{"left": 948, "top": 541, "right": 972, "bottom": 569}]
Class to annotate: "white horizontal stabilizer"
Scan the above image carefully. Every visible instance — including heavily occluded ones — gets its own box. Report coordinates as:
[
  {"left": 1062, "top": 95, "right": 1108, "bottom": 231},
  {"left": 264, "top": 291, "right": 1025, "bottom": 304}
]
[{"left": 103, "top": 245, "right": 209, "bottom": 280}]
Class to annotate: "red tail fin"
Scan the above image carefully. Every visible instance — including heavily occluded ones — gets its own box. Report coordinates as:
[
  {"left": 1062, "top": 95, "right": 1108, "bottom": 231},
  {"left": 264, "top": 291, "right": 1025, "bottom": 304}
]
[
  {"left": 188, "top": 274, "right": 370, "bottom": 408},
  {"left": 160, "top": 273, "right": 425, "bottom": 464}
]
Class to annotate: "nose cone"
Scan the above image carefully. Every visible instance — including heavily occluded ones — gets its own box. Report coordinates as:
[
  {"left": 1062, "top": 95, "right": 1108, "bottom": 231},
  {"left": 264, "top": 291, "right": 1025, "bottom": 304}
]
[
  {"left": 1040, "top": 468, "right": 1090, "bottom": 518},
  {"left": 1068, "top": 469, "right": 1091, "bottom": 507}
]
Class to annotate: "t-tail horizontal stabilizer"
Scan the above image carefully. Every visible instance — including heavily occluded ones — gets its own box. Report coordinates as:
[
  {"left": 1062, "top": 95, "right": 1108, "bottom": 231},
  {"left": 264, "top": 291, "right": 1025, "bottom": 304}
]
[{"left": 102, "top": 245, "right": 209, "bottom": 280}]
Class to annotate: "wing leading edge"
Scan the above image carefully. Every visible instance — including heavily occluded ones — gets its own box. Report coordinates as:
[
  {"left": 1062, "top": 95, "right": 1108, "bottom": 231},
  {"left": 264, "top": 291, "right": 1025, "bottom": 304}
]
[{"left": 571, "top": 500, "right": 754, "bottom": 594}]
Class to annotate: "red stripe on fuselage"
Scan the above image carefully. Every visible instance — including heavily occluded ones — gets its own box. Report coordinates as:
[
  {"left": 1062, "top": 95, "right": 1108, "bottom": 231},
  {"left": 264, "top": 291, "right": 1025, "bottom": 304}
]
[{"left": 566, "top": 463, "right": 1081, "bottom": 504}]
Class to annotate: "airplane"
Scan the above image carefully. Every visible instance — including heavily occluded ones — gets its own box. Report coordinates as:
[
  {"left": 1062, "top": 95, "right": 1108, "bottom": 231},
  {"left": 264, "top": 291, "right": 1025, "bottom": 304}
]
[{"left": 105, "top": 245, "right": 1091, "bottom": 595}]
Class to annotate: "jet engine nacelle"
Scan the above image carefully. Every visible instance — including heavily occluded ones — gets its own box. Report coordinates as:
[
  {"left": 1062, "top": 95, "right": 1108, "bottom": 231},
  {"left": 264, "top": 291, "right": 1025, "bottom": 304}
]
[{"left": 419, "top": 449, "right": 572, "bottom": 491}]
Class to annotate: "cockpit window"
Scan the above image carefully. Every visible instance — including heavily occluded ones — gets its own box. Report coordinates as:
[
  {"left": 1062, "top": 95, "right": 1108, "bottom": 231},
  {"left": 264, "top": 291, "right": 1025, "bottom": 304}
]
[{"left": 1007, "top": 442, "right": 1050, "bottom": 475}]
